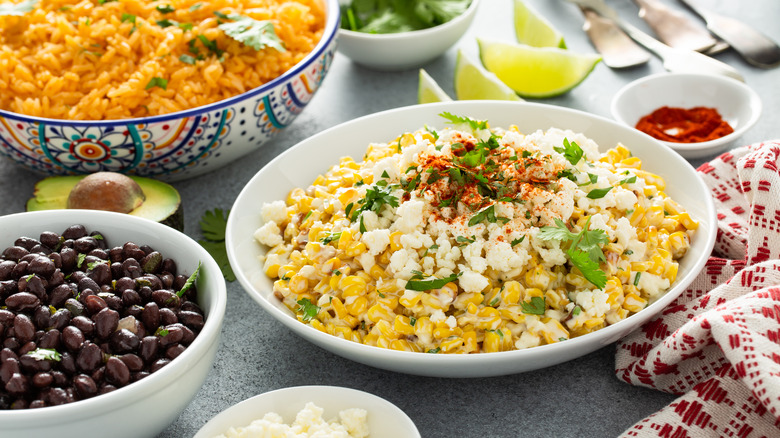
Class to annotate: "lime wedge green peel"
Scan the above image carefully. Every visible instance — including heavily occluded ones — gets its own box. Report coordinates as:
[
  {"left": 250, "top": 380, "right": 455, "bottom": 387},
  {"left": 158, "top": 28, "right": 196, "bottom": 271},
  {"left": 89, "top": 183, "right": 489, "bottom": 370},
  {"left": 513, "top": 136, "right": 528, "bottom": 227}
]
[
  {"left": 418, "top": 69, "right": 453, "bottom": 104},
  {"left": 514, "top": 0, "right": 566, "bottom": 48},
  {"left": 454, "top": 50, "right": 522, "bottom": 101},
  {"left": 478, "top": 38, "right": 601, "bottom": 98}
]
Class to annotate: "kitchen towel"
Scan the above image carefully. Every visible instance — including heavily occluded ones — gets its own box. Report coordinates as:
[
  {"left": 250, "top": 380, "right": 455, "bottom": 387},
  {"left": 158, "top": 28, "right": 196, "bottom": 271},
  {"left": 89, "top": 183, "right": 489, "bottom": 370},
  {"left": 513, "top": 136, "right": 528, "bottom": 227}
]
[{"left": 616, "top": 140, "right": 780, "bottom": 438}]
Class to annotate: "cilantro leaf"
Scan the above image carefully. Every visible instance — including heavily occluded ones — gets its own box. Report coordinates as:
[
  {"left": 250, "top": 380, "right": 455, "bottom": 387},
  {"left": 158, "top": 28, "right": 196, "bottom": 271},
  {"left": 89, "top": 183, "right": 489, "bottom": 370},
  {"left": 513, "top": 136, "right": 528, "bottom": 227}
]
[
  {"left": 179, "top": 54, "right": 197, "bottom": 64},
  {"left": 145, "top": 77, "right": 168, "bottom": 90},
  {"left": 198, "top": 208, "right": 235, "bottom": 282},
  {"left": 156, "top": 4, "right": 175, "bottom": 14},
  {"left": 176, "top": 262, "right": 200, "bottom": 297},
  {"left": 567, "top": 248, "right": 607, "bottom": 289},
  {"left": 217, "top": 14, "right": 286, "bottom": 52},
  {"left": 439, "top": 111, "right": 488, "bottom": 131},
  {"left": 296, "top": 298, "right": 320, "bottom": 322},
  {"left": 538, "top": 217, "right": 608, "bottom": 289},
  {"left": 554, "top": 138, "right": 584, "bottom": 166},
  {"left": 405, "top": 272, "right": 461, "bottom": 291},
  {"left": 587, "top": 186, "right": 612, "bottom": 199},
  {"left": 619, "top": 175, "right": 637, "bottom": 185},
  {"left": 26, "top": 348, "right": 62, "bottom": 362},
  {"left": 520, "top": 296, "right": 546, "bottom": 315},
  {"left": 0, "top": 0, "right": 36, "bottom": 16}
]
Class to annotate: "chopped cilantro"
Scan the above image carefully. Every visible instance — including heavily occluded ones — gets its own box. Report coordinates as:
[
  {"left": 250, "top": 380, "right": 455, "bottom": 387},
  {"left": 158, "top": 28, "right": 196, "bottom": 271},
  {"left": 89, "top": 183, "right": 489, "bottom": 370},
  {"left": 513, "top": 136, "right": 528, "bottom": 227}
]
[
  {"left": 145, "top": 77, "right": 168, "bottom": 90},
  {"left": 520, "top": 296, "right": 546, "bottom": 315},
  {"left": 197, "top": 208, "right": 235, "bottom": 282},
  {"left": 405, "top": 273, "right": 461, "bottom": 291},
  {"left": 217, "top": 13, "right": 285, "bottom": 52},
  {"left": 156, "top": 4, "right": 175, "bottom": 14},
  {"left": 538, "top": 217, "right": 609, "bottom": 289},
  {"left": 587, "top": 186, "right": 612, "bottom": 199},
  {"left": 296, "top": 298, "right": 320, "bottom": 322},
  {"left": 554, "top": 138, "right": 584, "bottom": 166}
]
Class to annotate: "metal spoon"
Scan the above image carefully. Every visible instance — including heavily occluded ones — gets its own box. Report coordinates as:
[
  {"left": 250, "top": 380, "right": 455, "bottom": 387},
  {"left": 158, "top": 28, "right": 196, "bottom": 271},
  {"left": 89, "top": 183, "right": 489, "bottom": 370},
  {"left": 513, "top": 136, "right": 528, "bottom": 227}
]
[
  {"left": 678, "top": 0, "right": 780, "bottom": 68},
  {"left": 580, "top": 6, "right": 650, "bottom": 68},
  {"left": 562, "top": 0, "right": 745, "bottom": 82},
  {"left": 633, "top": 0, "right": 716, "bottom": 52}
]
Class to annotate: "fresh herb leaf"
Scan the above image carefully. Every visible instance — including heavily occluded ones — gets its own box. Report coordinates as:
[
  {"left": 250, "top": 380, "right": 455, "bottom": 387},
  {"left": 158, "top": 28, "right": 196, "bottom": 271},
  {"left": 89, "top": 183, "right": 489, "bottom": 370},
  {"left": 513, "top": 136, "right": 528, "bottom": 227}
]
[
  {"left": 634, "top": 272, "right": 642, "bottom": 287},
  {"left": 189, "top": 2, "right": 202, "bottom": 11},
  {"left": 520, "top": 296, "right": 545, "bottom": 315},
  {"left": 439, "top": 111, "right": 488, "bottom": 131},
  {"left": 156, "top": 4, "right": 175, "bottom": 14},
  {"left": 567, "top": 248, "right": 607, "bottom": 289},
  {"left": 86, "top": 260, "right": 107, "bottom": 270},
  {"left": 198, "top": 208, "right": 235, "bottom": 282},
  {"left": 587, "top": 186, "right": 612, "bottom": 199},
  {"left": 176, "top": 262, "right": 200, "bottom": 297},
  {"left": 179, "top": 54, "right": 197, "bottom": 64},
  {"left": 572, "top": 306, "right": 581, "bottom": 316},
  {"left": 197, "top": 34, "right": 224, "bottom": 58},
  {"left": 511, "top": 236, "right": 525, "bottom": 246},
  {"left": 619, "top": 175, "right": 637, "bottom": 185},
  {"left": 76, "top": 253, "right": 86, "bottom": 268},
  {"left": 0, "top": 0, "right": 36, "bottom": 15},
  {"left": 428, "top": 347, "right": 441, "bottom": 354},
  {"left": 341, "top": 0, "right": 470, "bottom": 33},
  {"left": 623, "top": 249, "right": 633, "bottom": 256},
  {"left": 145, "top": 77, "right": 168, "bottom": 90},
  {"left": 405, "top": 272, "right": 461, "bottom": 291},
  {"left": 156, "top": 18, "right": 179, "bottom": 28},
  {"left": 320, "top": 231, "right": 342, "bottom": 245},
  {"left": 296, "top": 298, "right": 320, "bottom": 322},
  {"left": 26, "top": 348, "right": 62, "bottom": 362},
  {"left": 217, "top": 13, "right": 285, "bottom": 52},
  {"left": 538, "top": 217, "right": 608, "bottom": 289},
  {"left": 554, "top": 138, "right": 584, "bottom": 166}
]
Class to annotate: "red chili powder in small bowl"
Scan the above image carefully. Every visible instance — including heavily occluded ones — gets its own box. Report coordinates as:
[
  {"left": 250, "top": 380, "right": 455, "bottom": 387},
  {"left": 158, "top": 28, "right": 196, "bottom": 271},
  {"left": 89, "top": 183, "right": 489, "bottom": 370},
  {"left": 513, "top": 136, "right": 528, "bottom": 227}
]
[{"left": 635, "top": 106, "right": 734, "bottom": 143}]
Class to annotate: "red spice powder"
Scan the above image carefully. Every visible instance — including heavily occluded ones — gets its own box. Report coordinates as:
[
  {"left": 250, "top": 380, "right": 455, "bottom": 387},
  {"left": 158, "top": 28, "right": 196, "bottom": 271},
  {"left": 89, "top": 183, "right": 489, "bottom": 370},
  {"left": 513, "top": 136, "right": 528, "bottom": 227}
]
[{"left": 635, "top": 106, "right": 734, "bottom": 143}]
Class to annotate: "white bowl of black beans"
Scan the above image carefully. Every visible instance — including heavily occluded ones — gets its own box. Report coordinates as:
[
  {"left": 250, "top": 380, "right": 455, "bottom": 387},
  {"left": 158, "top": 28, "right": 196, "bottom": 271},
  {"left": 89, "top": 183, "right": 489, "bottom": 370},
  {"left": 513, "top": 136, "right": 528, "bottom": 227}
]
[{"left": 0, "top": 209, "right": 227, "bottom": 438}]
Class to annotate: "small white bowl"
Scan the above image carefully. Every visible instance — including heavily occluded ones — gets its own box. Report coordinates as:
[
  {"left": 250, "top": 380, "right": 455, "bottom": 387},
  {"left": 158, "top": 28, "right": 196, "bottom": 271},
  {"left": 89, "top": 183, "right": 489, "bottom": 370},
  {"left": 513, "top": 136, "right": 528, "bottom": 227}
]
[
  {"left": 336, "top": 0, "right": 480, "bottom": 71},
  {"left": 226, "top": 101, "right": 716, "bottom": 378},
  {"left": 0, "top": 210, "right": 227, "bottom": 438},
  {"left": 193, "top": 386, "right": 421, "bottom": 438},
  {"left": 611, "top": 72, "right": 762, "bottom": 159}
]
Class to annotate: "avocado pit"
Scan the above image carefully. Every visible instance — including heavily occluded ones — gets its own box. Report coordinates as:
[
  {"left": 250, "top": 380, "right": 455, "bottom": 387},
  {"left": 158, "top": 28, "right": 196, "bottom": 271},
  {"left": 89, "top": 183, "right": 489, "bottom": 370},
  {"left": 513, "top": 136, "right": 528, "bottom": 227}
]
[{"left": 67, "top": 172, "right": 146, "bottom": 213}]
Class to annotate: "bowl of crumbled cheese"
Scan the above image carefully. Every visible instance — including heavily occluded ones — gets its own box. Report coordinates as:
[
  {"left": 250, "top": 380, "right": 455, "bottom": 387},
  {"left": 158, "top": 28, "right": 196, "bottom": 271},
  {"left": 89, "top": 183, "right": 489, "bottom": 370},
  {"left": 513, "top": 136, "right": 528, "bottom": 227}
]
[
  {"left": 226, "top": 100, "right": 717, "bottom": 377},
  {"left": 192, "top": 386, "right": 420, "bottom": 438}
]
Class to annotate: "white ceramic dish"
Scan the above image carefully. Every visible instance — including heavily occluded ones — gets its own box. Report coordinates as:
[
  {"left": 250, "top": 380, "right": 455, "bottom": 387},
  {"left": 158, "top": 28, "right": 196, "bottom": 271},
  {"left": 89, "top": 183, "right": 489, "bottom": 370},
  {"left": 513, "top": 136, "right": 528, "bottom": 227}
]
[
  {"left": 226, "top": 101, "right": 717, "bottom": 378},
  {"left": 336, "top": 0, "right": 480, "bottom": 70},
  {"left": 0, "top": 210, "right": 227, "bottom": 438},
  {"left": 611, "top": 72, "right": 762, "bottom": 159},
  {"left": 193, "top": 385, "right": 420, "bottom": 438}
]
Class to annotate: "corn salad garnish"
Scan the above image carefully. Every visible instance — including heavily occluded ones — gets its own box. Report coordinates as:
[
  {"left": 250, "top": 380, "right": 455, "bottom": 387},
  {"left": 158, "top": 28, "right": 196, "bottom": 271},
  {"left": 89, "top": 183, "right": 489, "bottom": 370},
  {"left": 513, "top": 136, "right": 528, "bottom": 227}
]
[{"left": 254, "top": 113, "right": 697, "bottom": 354}]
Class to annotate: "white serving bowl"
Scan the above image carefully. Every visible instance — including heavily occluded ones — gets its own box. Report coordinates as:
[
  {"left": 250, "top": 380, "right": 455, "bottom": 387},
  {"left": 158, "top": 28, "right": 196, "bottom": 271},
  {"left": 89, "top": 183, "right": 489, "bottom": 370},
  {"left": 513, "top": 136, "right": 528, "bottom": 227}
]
[
  {"left": 611, "top": 72, "right": 762, "bottom": 159},
  {"left": 226, "top": 101, "right": 716, "bottom": 378},
  {"left": 193, "top": 386, "right": 420, "bottom": 438},
  {"left": 336, "top": 0, "right": 480, "bottom": 70},
  {"left": 0, "top": 210, "right": 227, "bottom": 438}
]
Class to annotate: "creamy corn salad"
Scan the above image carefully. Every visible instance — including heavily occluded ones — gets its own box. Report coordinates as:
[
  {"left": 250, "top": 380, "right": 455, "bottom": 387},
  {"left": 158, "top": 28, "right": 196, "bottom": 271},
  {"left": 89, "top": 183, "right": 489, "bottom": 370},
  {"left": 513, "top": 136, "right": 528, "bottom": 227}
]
[{"left": 254, "top": 113, "right": 697, "bottom": 353}]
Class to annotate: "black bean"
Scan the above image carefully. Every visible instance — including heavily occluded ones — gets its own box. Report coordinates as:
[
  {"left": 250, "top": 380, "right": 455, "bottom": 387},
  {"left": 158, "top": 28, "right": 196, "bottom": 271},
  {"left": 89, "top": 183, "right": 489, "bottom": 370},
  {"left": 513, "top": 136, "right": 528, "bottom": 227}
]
[
  {"left": 121, "top": 258, "right": 143, "bottom": 279},
  {"left": 94, "top": 308, "right": 119, "bottom": 340},
  {"left": 115, "top": 277, "right": 135, "bottom": 292},
  {"left": 109, "top": 247, "right": 123, "bottom": 263},
  {"left": 49, "top": 284, "right": 74, "bottom": 308},
  {"left": 88, "top": 262, "right": 111, "bottom": 285},
  {"left": 103, "top": 294, "right": 123, "bottom": 311},
  {"left": 46, "top": 387, "right": 69, "bottom": 406},
  {"left": 159, "top": 307, "right": 178, "bottom": 325},
  {"left": 71, "top": 316, "right": 94, "bottom": 337},
  {"left": 122, "top": 290, "right": 141, "bottom": 307},
  {"left": 65, "top": 298, "right": 85, "bottom": 317},
  {"left": 178, "top": 310, "right": 205, "bottom": 331},
  {"left": 0, "top": 280, "right": 18, "bottom": 299},
  {"left": 6, "top": 373, "right": 29, "bottom": 395},
  {"left": 38, "top": 329, "right": 60, "bottom": 350},
  {"left": 152, "top": 289, "right": 180, "bottom": 309},
  {"left": 13, "top": 314, "right": 35, "bottom": 343},
  {"left": 19, "top": 274, "right": 47, "bottom": 299},
  {"left": 165, "top": 344, "right": 185, "bottom": 360},
  {"left": 62, "top": 224, "right": 87, "bottom": 240},
  {"left": 140, "top": 252, "right": 162, "bottom": 274},
  {"left": 78, "top": 277, "right": 100, "bottom": 294},
  {"left": 10, "top": 260, "right": 29, "bottom": 279},
  {"left": 49, "top": 309, "right": 72, "bottom": 331},
  {"left": 141, "top": 302, "right": 160, "bottom": 332},
  {"left": 159, "top": 272, "right": 174, "bottom": 288},
  {"left": 138, "top": 285, "right": 153, "bottom": 301},
  {"left": 14, "top": 237, "right": 40, "bottom": 251},
  {"left": 0, "top": 310, "right": 14, "bottom": 327},
  {"left": 62, "top": 326, "right": 85, "bottom": 352},
  {"left": 119, "top": 354, "right": 144, "bottom": 372},
  {"left": 3, "top": 337, "right": 19, "bottom": 350},
  {"left": 76, "top": 342, "right": 102, "bottom": 373},
  {"left": 98, "top": 384, "right": 116, "bottom": 395},
  {"left": 33, "top": 305, "right": 51, "bottom": 329},
  {"left": 48, "top": 268, "right": 65, "bottom": 287},
  {"left": 138, "top": 274, "right": 162, "bottom": 291},
  {"left": 0, "top": 348, "right": 17, "bottom": 362},
  {"left": 122, "top": 242, "right": 146, "bottom": 261},
  {"left": 18, "top": 341, "right": 36, "bottom": 356},
  {"left": 88, "top": 248, "right": 109, "bottom": 260},
  {"left": 0, "top": 358, "right": 20, "bottom": 384},
  {"left": 73, "top": 374, "right": 97, "bottom": 399},
  {"left": 39, "top": 231, "right": 60, "bottom": 250},
  {"left": 158, "top": 324, "right": 183, "bottom": 347},
  {"left": 161, "top": 258, "right": 177, "bottom": 276},
  {"left": 27, "top": 254, "right": 56, "bottom": 278},
  {"left": 105, "top": 356, "right": 130, "bottom": 386},
  {"left": 3, "top": 246, "right": 29, "bottom": 262},
  {"left": 173, "top": 274, "right": 188, "bottom": 291},
  {"left": 60, "top": 247, "right": 77, "bottom": 271},
  {"left": 84, "top": 294, "right": 107, "bottom": 315},
  {"left": 59, "top": 353, "right": 76, "bottom": 375},
  {"left": 138, "top": 336, "right": 158, "bottom": 363},
  {"left": 20, "top": 354, "right": 52, "bottom": 374},
  {"left": 0, "top": 260, "right": 16, "bottom": 281},
  {"left": 131, "top": 371, "right": 150, "bottom": 382},
  {"left": 32, "top": 372, "right": 53, "bottom": 388},
  {"left": 5, "top": 292, "right": 40, "bottom": 312},
  {"left": 109, "top": 329, "right": 139, "bottom": 354}
]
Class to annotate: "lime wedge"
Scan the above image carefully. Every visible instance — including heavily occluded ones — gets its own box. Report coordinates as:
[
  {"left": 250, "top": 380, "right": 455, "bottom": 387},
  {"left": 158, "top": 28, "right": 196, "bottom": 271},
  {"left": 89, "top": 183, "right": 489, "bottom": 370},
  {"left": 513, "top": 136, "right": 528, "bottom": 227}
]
[
  {"left": 454, "top": 50, "right": 522, "bottom": 101},
  {"left": 418, "top": 69, "right": 453, "bottom": 104},
  {"left": 514, "top": 0, "right": 566, "bottom": 48},
  {"left": 478, "top": 39, "right": 601, "bottom": 98}
]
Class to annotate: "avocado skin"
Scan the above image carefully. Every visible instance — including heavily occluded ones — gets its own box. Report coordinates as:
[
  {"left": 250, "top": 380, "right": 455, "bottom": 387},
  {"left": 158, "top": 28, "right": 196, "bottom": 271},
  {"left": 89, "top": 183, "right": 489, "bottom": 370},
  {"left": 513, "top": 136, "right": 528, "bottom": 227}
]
[{"left": 26, "top": 174, "right": 184, "bottom": 232}]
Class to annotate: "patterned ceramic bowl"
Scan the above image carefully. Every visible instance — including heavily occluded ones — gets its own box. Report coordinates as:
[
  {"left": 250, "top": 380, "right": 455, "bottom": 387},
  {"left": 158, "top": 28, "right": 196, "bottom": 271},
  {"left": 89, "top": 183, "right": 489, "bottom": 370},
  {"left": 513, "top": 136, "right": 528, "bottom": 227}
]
[{"left": 0, "top": 0, "right": 340, "bottom": 182}]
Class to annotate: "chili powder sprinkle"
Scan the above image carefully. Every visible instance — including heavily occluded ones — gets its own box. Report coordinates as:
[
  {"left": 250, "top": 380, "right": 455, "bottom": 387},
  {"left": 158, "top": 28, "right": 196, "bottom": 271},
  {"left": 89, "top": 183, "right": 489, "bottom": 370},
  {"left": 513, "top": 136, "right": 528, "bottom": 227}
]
[{"left": 635, "top": 106, "right": 734, "bottom": 143}]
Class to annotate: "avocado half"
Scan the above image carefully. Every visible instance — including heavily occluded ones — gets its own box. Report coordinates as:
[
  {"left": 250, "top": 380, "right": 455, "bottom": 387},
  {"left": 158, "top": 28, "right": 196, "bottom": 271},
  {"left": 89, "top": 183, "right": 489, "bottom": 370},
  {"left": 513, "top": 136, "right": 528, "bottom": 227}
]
[{"left": 26, "top": 174, "right": 183, "bottom": 231}]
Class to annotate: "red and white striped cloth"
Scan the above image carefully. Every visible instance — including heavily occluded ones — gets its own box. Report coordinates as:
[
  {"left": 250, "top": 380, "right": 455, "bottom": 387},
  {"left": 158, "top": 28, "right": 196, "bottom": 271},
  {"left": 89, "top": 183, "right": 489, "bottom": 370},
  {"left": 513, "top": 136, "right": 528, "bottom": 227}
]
[{"left": 616, "top": 141, "right": 780, "bottom": 438}]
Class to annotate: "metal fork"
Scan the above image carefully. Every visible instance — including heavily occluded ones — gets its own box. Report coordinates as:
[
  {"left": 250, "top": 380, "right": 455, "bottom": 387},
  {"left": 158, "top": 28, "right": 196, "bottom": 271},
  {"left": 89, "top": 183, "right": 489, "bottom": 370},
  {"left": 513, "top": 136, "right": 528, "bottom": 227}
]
[{"left": 562, "top": 0, "right": 745, "bottom": 82}]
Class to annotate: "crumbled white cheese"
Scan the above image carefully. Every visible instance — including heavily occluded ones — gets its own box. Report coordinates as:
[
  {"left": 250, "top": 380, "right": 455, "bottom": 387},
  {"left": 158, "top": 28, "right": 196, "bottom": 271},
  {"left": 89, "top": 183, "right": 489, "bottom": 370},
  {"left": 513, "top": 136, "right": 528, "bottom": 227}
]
[
  {"left": 254, "top": 221, "right": 283, "bottom": 247},
  {"left": 261, "top": 200, "right": 288, "bottom": 225},
  {"left": 213, "top": 402, "right": 368, "bottom": 438}
]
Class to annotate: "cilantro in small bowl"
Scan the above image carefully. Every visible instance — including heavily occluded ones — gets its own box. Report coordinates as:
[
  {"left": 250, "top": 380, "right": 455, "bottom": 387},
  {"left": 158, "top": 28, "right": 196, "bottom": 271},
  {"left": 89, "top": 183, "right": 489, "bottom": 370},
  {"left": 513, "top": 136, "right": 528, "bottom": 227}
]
[{"left": 341, "top": 0, "right": 472, "bottom": 34}]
